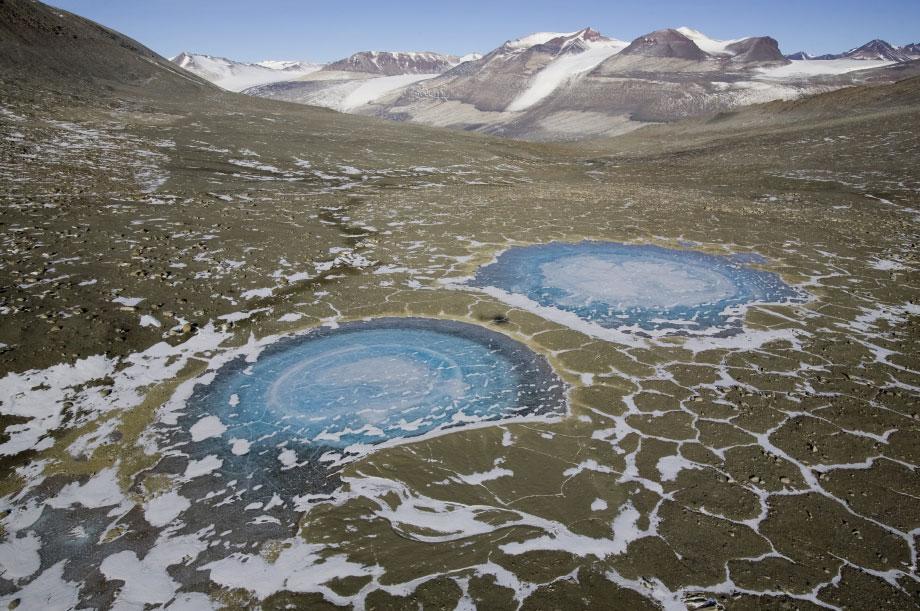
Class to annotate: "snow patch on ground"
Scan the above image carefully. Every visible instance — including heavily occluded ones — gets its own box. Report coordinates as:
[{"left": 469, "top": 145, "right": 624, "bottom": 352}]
[
  {"left": 204, "top": 539, "right": 372, "bottom": 603},
  {"left": 144, "top": 491, "right": 191, "bottom": 528},
  {"left": 0, "top": 532, "right": 42, "bottom": 581},
  {"left": 100, "top": 533, "right": 208, "bottom": 608},
  {"left": 112, "top": 296, "right": 144, "bottom": 307},
  {"left": 870, "top": 258, "right": 908, "bottom": 271},
  {"left": 189, "top": 416, "right": 226, "bottom": 442},
  {"left": 656, "top": 454, "right": 703, "bottom": 482},
  {"left": 456, "top": 464, "right": 514, "bottom": 486}
]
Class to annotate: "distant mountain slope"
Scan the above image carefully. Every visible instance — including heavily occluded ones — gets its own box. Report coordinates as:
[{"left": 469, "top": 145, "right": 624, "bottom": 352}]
[
  {"left": 369, "top": 28, "right": 628, "bottom": 116},
  {"left": 503, "top": 30, "right": 628, "bottom": 111},
  {"left": 790, "top": 40, "right": 919, "bottom": 62},
  {"left": 225, "top": 31, "right": 630, "bottom": 118},
  {"left": 238, "top": 49, "right": 470, "bottom": 112},
  {"left": 67, "top": 10, "right": 908, "bottom": 145},
  {"left": 725, "top": 36, "right": 786, "bottom": 64},
  {"left": 814, "top": 39, "right": 916, "bottom": 62},
  {"left": 843, "top": 39, "right": 911, "bottom": 61},
  {"left": 171, "top": 52, "right": 322, "bottom": 91},
  {"left": 321, "top": 27, "right": 905, "bottom": 141},
  {"left": 673, "top": 28, "right": 786, "bottom": 65},
  {"left": 323, "top": 51, "right": 460, "bottom": 75},
  {"left": 243, "top": 72, "right": 443, "bottom": 113},
  {"left": 619, "top": 28, "right": 709, "bottom": 60},
  {"left": 0, "top": 0, "right": 212, "bottom": 96},
  {"left": 598, "top": 73, "right": 920, "bottom": 156}
]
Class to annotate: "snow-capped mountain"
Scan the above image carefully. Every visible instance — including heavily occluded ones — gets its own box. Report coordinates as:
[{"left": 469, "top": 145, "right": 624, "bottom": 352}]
[
  {"left": 504, "top": 30, "right": 628, "bottom": 111},
  {"left": 245, "top": 72, "right": 445, "bottom": 113},
  {"left": 315, "top": 26, "right": 791, "bottom": 138},
  {"left": 181, "top": 27, "right": 918, "bottom": 142},
  {"left": 618, "top": 28, "right": 786, "bottom": 64},
  {"left": 322, "top": 51, "right": 461, "bottom": 75},
  {"left": 675, "top": 27, "right": 743, "bottom": 56},
  {"left": 240, "top": 50, "right": 471, "bottom": 113},
  {"left": 255, "top": 60, "right": 318, "bottom": 71},
  {"left": 788, "top": 40, "right": 920, "bottom": 62},
  {"left": 237, "top": 49, "right": 470, "bottom": 111},
  {"left": 458, "top": 52, "right": 484, "bottom": 63},
  {"left": 619, "top": 28, "right": 710, "bottom": 60},
  {"left": 810, "top": 39, "right": 918, "bottom": 62},
  {"left": 838, "top": 39, "right": 911, "bottom": 62},
  {"left": 171, "top": 52, "right": 322, "bottom": 91},
  {"left": 314, "top": 26, "right": 909, "bottom": 141},
  {"left": 378, "top": 28, "right": 630, "bottom": 115},
  {"left": 501, "top": 28, "right": 623, "bottom": 56}
]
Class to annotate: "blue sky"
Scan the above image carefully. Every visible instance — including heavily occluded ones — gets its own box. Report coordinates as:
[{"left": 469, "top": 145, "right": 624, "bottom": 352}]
[{"left": 47, "top": 0, "right": 920, "bottom": 63}]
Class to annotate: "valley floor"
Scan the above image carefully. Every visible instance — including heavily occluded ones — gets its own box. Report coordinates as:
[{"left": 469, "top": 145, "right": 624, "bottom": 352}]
[{"left": 0, "top": 81, "right": 918, "bottom": 610}]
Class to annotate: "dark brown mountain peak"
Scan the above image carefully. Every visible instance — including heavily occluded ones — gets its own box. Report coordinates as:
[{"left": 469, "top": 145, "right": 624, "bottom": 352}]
[
  {"left": 620, "top": 29, "right": 709, "bottom": 61},
  {"left": 726, "top": 36, "right": 788, "bottom": 64}
]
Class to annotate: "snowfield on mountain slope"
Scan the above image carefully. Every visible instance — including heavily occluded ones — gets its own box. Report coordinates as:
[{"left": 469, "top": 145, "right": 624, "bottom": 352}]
[
  {"left": 256, "top": 60, "right": 316, "bottom": 71},
  {"left": 504, "top": 31, "right": 578, "bottom": 50},
  {"left": 339, "top": 73, "right": 440, "bottom": 110},
  {"left": 675, "top": 27, "right": 745, "bottom": 56},
  {"left": 506, "top": 38, "right": 628, "bottom": 112},
  {"left": 172, "top": 53, "right": 322, "bottom": 91},
  {"left": 756, "top": 58, "right": 896, "bottom": 78},
  {"left": 288, "top": 73, "right": 441, "bottom": 112},
  {"left": 174, "top": 26, "right": 918, "bottom": 142}
]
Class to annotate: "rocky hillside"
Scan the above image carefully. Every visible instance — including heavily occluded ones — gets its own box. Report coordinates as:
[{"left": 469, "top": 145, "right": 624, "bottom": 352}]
[
  {"left": 814, "top": 39, "right": 918, "bottom": 62},
  {"left": 0, "top": 0, "right": 213, "bottom": 98},
  {"left": 177, "top": 24, "right": 916, "bottom": 142},
  {"left": 322, "top": 51, "right": 460, "bottom": 75},
  {"left": 342, "top": 27, "right": 907, "bottom": 141}
]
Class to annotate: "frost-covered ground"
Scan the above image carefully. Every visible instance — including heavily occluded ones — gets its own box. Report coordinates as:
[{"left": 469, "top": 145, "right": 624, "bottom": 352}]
[{"left": 0, "top": 77, "right": 918, "bottom": 610}]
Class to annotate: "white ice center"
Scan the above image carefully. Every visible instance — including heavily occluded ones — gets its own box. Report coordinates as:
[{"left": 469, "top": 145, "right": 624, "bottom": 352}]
[{"left": 539, "top": 256, "right": 737, "bottom": 309}]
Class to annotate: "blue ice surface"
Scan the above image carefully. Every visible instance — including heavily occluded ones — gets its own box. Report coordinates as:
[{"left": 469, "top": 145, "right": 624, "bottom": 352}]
[
  {"left": 469, "top": 241, "right": 803, "bottom": 332},
  {"left": 185, "top": 318, "right": 566, "bottom": 451}
]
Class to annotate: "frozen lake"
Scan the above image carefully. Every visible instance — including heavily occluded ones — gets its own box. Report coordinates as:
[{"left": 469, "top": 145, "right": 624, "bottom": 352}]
[
  {"left": 182, "top": 317, "right": 566, "bottom": 454},
  {"left": 470, "top": 241, "right": 801, "bottom": 332}
]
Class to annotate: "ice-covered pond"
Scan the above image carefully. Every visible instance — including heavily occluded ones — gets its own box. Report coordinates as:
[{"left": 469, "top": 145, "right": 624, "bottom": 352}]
[
  {"left": 19, "top": 320, "right": 568, "bottom": 592},
  {"left": 469, "top": 241, "right": 802, "bottom": 333},
  {"left": 181, "top": 317, "right": 566, "bottom": 454},
  {"left": 151, "top": 318, "right": 567, "bottom": 530}
]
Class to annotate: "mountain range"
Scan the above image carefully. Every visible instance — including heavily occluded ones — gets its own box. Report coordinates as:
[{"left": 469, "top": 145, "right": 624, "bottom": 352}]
[
  {"left": 170, "top": 52, "right": 322, "bottom": 91},
  {"left": 324, "top": 50, "right": 466, "bottom": 75},
  {"left": 786, "top": 39, "right": 920, "bottom": 62},
  {"left": 173, "top": 29, "right": 919, "bottom": 140}
]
